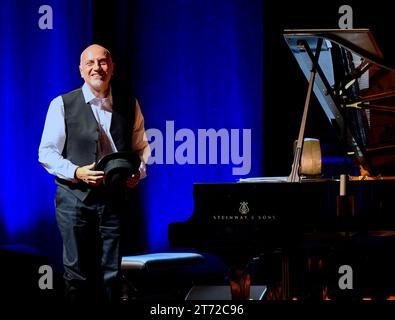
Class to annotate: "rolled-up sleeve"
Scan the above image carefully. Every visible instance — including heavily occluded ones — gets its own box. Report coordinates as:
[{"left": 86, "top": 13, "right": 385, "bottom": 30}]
[
  {"left": 132, "top": 99, "right": 151, "bottom": 178},
  {"left": 38, "top": 96, "right": 79, "bottom": 181}
]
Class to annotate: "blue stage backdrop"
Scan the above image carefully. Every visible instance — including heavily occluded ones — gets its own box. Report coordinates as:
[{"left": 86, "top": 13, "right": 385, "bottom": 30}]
[
  {"left": 0, "top": 0, "right": 262, "bottom": 264},
  {"left": 133, "top": 0, "right": 263, "bottom": 250},
  {"left": 0, "top": 0, "right": 92, "bottom": 266}
]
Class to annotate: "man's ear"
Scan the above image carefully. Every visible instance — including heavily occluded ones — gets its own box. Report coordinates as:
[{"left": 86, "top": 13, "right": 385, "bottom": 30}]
[{"left": 79, "top": 65, "right": 83, "bottom": 78}]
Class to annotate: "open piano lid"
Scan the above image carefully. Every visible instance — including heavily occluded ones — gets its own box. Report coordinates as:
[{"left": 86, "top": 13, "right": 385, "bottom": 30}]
[{"left": 283, "top": 29, "right": 395, "bottom": 176}]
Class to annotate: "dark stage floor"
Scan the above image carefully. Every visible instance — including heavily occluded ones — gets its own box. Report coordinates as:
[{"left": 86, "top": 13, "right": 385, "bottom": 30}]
[{"left": 2, "top": 241, "right": 395, "bottom": 306}]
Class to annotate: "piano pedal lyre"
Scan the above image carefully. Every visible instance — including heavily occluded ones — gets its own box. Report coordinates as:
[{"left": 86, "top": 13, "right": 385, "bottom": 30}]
[{"left": 229, "top": 265, "right": 251, "bottom": 300}]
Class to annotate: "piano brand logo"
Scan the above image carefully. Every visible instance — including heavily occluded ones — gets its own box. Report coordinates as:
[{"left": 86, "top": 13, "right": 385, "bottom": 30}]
[
  {"left": 146, "top": 120, "right": 251, "bottom": 175},
  {"left": 212, "top": 203, "right": 277, "bottom": 221},
  {"left": 239, "top": 202, "right": 249, "bottom": 214}
]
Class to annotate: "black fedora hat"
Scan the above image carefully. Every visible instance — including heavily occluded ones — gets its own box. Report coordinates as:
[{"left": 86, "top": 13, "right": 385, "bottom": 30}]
[{"left": 96, "top": 151, "right": 141, "bottom": 187}]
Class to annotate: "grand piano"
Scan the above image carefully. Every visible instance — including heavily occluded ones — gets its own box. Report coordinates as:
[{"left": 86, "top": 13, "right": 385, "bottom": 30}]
[{"left": 168, "top": 29, "right": 395, "bottom": 300}]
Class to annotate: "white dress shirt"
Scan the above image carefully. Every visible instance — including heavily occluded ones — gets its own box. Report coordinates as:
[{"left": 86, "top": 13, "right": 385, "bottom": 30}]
[{"left": 39, "top": 83, "right": 150, "bottom": 181}]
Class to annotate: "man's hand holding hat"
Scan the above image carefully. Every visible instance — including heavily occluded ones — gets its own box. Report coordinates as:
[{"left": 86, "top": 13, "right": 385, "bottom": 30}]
[{"left": 75, "top": 162, "right": 105, "bottom": 186}]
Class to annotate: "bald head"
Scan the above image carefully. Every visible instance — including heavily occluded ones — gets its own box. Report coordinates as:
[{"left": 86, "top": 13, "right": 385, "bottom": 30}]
[
  {"left": 80, "top": 44, "right": 112, "bottom": 64},
  {"left": 79, "top": 44, "right": 114, "bottom": 97}
]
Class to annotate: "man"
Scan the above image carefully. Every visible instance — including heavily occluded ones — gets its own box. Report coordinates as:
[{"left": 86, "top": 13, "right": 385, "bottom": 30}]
[{"left": 38, "top": 44, "right": 150, "bottom": 303}]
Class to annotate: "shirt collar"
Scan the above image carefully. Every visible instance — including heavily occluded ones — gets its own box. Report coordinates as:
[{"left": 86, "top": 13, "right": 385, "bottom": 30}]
[{"left": 82, "top": 83, "right": 113, "bottom": 111}]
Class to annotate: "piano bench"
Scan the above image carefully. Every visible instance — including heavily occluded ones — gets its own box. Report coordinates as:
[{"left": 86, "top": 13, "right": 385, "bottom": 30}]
[
  {"left": 121, "top": 252, "right": 205, "bottom": 300},
  {"left": 121, "top": 252, "right": 205, "bottom": 271}
]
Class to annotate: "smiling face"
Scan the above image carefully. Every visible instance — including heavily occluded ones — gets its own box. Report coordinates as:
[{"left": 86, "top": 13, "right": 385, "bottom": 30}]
[{"left": 79, "top": 44, "right": 114, "bottom": 96}]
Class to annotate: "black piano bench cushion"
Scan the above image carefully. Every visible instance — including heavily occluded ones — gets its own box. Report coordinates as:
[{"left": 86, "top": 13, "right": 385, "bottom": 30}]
[{"left": 121, "top": 252, "right": 205, "bottom": 271}]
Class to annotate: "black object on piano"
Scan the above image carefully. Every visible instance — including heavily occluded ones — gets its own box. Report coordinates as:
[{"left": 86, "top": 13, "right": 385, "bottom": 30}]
[{"left": 168, "top": 29, "right": 395, "bottom": 300}]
